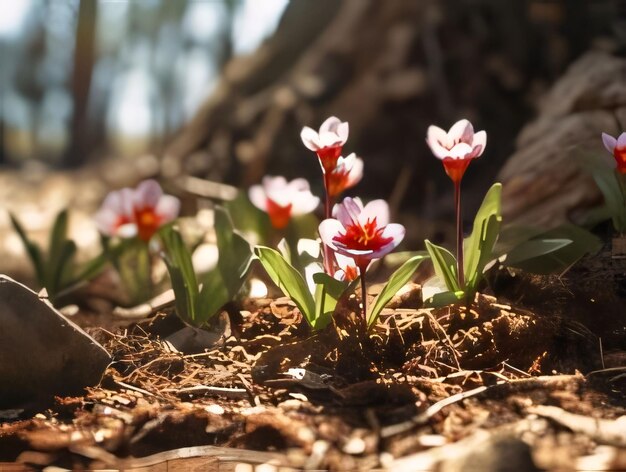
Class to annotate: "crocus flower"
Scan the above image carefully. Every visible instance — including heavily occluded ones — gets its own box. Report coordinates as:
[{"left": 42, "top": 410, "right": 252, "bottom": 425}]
[
  {"left": 94, "top": 179, "right": 180, "bottom": 242},
  {"left": 426, "top": 119, "right": 486, "bottom": 287},
  {"left": 326, "top": 153, "right": 364, "bottom": 199},
  {"left": 249, "top": 176, "right": 320, "bottom": 229},
  {"left": 334, "top": 253, "right": 359, "bottom": 282},
  {"left": 602, "top": 132, "right": 626, "bottom": 174},
  {"left": 300, "top": 116, "right": 349, "bottom": 173},
  {"left": 319, "top": 197, "right": 405, "bottom": 272},
  {"left": 320, "top": 197, "right": 404, "bottom": 320},
  {"left": 426, "top": 119, "right": 486, "bottom": 184}
]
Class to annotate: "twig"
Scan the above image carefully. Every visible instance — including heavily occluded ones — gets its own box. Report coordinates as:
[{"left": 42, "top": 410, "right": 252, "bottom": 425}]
[
  {"left": 115, "top": 380, "right": 156, "bottom": 397},
  {"left": 381, "top": 374, "right": 582, "bottom": 438},
  {"left": 161, "top": 385, "right": 248, "bottom": 397},
  {"left": 381, "top": 384, "right": 488, "bottom": 437}
]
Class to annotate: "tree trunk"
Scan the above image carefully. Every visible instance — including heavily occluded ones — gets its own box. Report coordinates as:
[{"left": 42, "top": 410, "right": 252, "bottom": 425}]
[
  {"left": 66, "top": 0, "right": 98, "bottom": 168},
  {"left": 165, "top": 0, "right": 620, "bottom": 241}
]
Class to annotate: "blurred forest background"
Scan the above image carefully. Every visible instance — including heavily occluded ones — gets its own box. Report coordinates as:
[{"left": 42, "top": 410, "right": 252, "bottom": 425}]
[
  {"left": 1, "top": 0, "right": 625, "bottom": 260},
  {"left": 0, "top": 0, "right": 288, "bottom": 165}
]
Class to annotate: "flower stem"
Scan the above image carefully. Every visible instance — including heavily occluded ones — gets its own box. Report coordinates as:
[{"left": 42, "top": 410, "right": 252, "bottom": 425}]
[
  {"left": 322, "top": 173, "right": 336, "bottom": 276},
  {"left": 360, "top": 267, "right": 368, "bottom": 324},
  {"left": 455, "top": 181, "right": 465, "bottom": 288}
]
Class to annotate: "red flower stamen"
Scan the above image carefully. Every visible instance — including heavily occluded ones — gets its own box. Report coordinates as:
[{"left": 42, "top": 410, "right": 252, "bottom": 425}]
[
  {"left": 135, "top": 208, "right": 162, "bottom": 242},
  {"left": 333, "top": 218, "right": 393, "bottom": 252}
]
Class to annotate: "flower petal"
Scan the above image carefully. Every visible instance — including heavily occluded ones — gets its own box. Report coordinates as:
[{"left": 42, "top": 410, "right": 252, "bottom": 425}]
[
  {"left": 287, "top": 177, "right": 312, "bottom": 192},
  {"left": 318, "top": 219, "right": 344, "bottom": 250},
  {"left": 471, "top": 130, "right": 487, "bottom": 157},
  {"left": 359, "top": 199, "right": 389, "bottom": 226},
  {"left": 346, "top": 155, "right": 364, "bottom": 187},
  {"left": 335, "top": 252, "right": 354, "bottom": 271},
  {"left": 134, "top": 179, "right": 163, "bottom": 209},
  {"left": 602, "top": 132, "right": 617, "bottom": 153},
  {"left": 291, "top": 191, "right": 320, "bottom": 215},
  {"left": 448, "top": 119, "right": 473, "bottom": 145},
  {"left": 447, "top": 142, "right": 474, "bottom": 160},
  {"left": 155, "top": 195, "right": 180, "bottom": 223},
  {"left": 336, "top": 121, "right": 349, "bottom": 144},
  {"left": 334, "top": 197, "right": 362, "bottom": 227},
  {"left": 426, "top": 125, "right": 451, "bottom": 159},
  {"left": 380, "top": 223, "right": 405, "bottom": 245},
  {"left": 369, "top": 224, "right": 405, "bottom": 258},
  {"left": 248, "top": 185, "right": 267, "bottom": 211},
  {"left": 93, "top": 209, "right": 119, "bottom": 235},
  {"left": 320, "top": 116, "right": 341, "bottom": 134},
  {"left": 617, "top": 132, "right": 626, "bottom": 150},
  {"left": 300, "top": 127, "right": 321, "bottom": 151},
  {"left": 117, "top": 223, "right": 138, "bottom": 239},
  {"left": 318, "top": 131, "right": 343, "bottom": 148}
]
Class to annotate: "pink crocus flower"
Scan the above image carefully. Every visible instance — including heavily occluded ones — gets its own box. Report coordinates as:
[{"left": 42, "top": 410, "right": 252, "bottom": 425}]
[
  {"left": 300, "top": 116, "right": 349, "bottom": 173},
  {"left": 319, "top": 197, "right": 405, "bottom": 273},
  {"left": 326, "top": 153, "right": 364, "bottom": 199},
  {"left": 426, "top": 119, "right": 486, "bottom": 184},
  {"left": 426, "top": 119, "right": 486, "bottom": 287},
  {"left": 602, "top": 132, "right": 626, "bottom": 174},
  {"left": 249, "top": 176, "right": 320, "bottom": 229},
  {"left": 95, "top": 180, "right": 180, "bottom": 242},
  {"left": 320, "top": 197, "right": 404, "bottom": 320}
]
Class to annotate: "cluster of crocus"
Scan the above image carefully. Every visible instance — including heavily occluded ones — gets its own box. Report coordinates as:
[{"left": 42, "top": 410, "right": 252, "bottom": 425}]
[
  {"left": 95, "top": 179, "right": 180, "bottom": 242},
  {"left": 602, "top": 132, "right": 626, "bottom": 175},
  {"left": 300, "top": 117, "right": 364, "bottom": 274},
  {"left": 426, "top": 119, "right": 486, "bottom": 286}
]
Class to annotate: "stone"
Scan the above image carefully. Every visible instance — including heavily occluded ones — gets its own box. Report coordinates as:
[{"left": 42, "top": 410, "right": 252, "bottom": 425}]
[{"left": 0, "top": 275, "right": 111, "bottom": 408}]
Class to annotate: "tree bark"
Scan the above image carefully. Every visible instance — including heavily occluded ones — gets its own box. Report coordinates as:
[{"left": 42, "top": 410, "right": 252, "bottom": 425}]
[{"left": 66, "top": 0, "right": 98, "bottom": 168}]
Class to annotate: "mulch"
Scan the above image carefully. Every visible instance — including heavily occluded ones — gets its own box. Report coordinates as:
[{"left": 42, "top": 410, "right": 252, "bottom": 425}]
[{"left": 1, "top": 262, "right": 625, "bottom": 471}]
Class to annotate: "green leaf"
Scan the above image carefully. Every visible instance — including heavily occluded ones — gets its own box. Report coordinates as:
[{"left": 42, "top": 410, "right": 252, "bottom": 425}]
[
  {"left": 425, "top": 240, "right": 460, "bottom": 292},
  {"left": 195, "top": 269, "right": 231, "bottom": 326},
  {"left": 53, "top": 240, "right": 78, "bottom": 297},
  {"left": 312, "top": 272, "right": 348, "bottom": 330},
  {"left": 493, "top": 224, "right": 546, "bottom": 258},
  {"left": 503, "top": 238, "right": 572, "bottom": 266},
  {"left": 9, "top": 212, "right": 45, "bottom": 287},
  {"left": 214, "top": 207, "right": 253, "bottom": 295},
  {"left": 578, "top": 152, "right": 626, "bottom": 232},
  {"left": 48, "top": 209, "right": 69, "bottom": 263},
  {"left": 73, "top": 252, "right": 108, "bottom": 283},
  {"left": 503, "top": 224, "right": 602, "bottom": 274},
  {"left": 367, "top": 255, "right": 428, "bottom": 326},
  {"left": 254, "top": 246, "right": 316, "bottom": 325},
  {"left": 159, "top": 226, "right": 199, "bottom": 324},
  {"left": 423, "top": 290, "right": 465, "bottom": 308},
  {"left": 463, "top": 183, "right": 502, "bottom": 294},
  {"left": 225, "top": 190, "right": 271, "bottom": 244}
]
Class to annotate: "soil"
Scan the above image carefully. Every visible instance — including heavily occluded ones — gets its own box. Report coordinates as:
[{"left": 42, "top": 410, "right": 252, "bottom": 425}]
[{"left": 0, "top": 252, "right": 625, "bottom": 471}]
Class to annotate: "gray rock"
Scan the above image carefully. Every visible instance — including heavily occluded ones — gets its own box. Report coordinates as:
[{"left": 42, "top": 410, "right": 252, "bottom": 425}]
[
  {"left": 164, "top": 312, "right": 231, "bottom": 354},
  {"left": 0, "top": 275, "right": 111, "bottom": 408}
]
